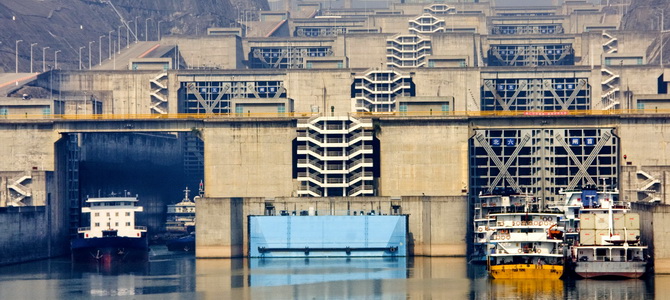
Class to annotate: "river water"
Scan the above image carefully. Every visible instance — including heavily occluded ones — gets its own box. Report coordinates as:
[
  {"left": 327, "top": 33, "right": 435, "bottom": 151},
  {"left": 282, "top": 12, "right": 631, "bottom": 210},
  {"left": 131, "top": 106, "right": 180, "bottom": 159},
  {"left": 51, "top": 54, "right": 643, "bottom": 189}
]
[{"left": 0, "top": 246, "right": 658, "bottom": 299}]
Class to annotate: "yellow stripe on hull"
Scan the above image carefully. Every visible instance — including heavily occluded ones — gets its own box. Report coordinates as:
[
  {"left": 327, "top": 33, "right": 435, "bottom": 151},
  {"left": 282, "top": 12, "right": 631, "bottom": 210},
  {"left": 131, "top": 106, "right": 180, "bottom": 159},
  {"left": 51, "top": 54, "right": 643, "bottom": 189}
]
[{"left": 489, "top": 264, "right": 563, "bottom": 279}]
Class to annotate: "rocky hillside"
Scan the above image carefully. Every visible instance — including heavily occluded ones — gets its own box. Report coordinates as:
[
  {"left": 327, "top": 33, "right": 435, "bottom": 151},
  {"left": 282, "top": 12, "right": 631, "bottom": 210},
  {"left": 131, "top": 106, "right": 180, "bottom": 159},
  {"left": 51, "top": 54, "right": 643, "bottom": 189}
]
[
  {"left": 0, "top": 0, "right": 268, "bottom": 72},
  {"left": 621, "top": 0, "right": 669, "bottom": 64}
]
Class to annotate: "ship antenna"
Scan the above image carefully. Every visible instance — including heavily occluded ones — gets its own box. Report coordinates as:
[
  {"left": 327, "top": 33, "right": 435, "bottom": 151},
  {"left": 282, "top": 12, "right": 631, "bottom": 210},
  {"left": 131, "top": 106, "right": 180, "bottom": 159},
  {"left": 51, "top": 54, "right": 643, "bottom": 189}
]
[{"left": 184, "top": 187, "right": 190, "bottom": 202}]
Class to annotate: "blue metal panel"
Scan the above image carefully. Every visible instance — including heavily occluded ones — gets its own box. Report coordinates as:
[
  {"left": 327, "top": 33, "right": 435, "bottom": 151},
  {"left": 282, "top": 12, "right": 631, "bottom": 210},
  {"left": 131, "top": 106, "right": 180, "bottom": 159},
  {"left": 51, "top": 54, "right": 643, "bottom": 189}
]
[{"left": 249, "top": 215, "right": 407, "bottom": 258}]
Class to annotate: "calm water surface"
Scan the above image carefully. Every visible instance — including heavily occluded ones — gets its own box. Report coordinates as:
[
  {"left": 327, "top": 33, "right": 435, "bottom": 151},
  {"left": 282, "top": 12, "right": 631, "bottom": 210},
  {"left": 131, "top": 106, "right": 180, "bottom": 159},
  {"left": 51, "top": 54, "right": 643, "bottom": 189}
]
[{"left": 0, "top": 246, "right": 658, "bottom": 299}]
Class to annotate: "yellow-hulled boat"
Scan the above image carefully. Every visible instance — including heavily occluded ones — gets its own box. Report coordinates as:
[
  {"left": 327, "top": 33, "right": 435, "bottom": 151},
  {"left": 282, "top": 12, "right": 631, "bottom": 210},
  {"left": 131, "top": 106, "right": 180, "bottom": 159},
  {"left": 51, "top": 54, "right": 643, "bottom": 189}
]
[
  {"left": 489, "top": 263, "right": 563, "bottom": 279},
  {"left": 485, "top": 212, "right": 566, "bottom": 279}
]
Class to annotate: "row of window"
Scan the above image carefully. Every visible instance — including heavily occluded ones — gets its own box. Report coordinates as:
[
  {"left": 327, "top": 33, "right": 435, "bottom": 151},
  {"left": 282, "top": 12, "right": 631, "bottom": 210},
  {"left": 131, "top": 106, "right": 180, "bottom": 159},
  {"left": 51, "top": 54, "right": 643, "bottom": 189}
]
[
  {"left": 93, "top": 212, "right": 131, "bottom": 217},
  {"left": 93, "top": 222, "right": 131, "bottom": 227}
]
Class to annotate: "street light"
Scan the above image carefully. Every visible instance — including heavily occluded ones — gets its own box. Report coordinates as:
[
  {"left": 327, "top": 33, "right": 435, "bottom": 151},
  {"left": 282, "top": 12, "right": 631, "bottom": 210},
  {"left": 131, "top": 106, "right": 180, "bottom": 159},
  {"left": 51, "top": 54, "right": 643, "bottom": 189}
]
[
  {"left": 117, "top": 25, "right": 123, "bottom": 54},
  {"left": 135, "top": 16, "right": 139, "bottom": 43},
  {"left": 99, "top": 35, "right": 105, "bottom": 65},
  {"left": 15, "top": 39, "right": 22, "bottom": 73},
  {"left": 42, "top": 46, "right": 49, "bottom": 72},
  {"left": 30, "top": 42, "right": 37, "bottom": 73},
  {"left": 108, "top": 30, "right": 114, "bottom": 60},
  {"left": 54, "top": 50, "right": 61, "bottom": 70},
  {"left": 158, "top": 20, "right": 164, "bottom": 41},
  {"left": 88, "top": 41, "right": 94, "bottom": 69},
  {"left": 127, "top": 20, "right": 133, "bottom": 48},
  {"left": 78, "top": 46, "right": 85, "bottom": 70},
  {"left": 145, "top": 17, "right": 152, "bottom": 41}
]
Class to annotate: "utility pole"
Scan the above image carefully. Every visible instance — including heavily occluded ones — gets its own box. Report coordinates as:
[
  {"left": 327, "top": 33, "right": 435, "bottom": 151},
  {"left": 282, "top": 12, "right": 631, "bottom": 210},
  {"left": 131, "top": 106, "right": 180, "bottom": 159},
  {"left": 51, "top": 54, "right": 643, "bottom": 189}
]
[
  {"left": 108, "top": 30, "right": 114, "bottom": 60},
  {"left": 30, "top": 42, "right": 37, "bottom": 73},
  {"left": 42, "top": 46, "right": 49, "bottom": 72},
  {"left": 99, "top": 35, "right": 104, "bottom": 65},
  {"left": 79, "top": 46, "right": 85, "bottom": 70},
  {"left": 145, "top": 17, "right": 152, "bottom": 41},
  {"left": 54, "top": 50, "right": 61, "bottom": 70},
  {"left": 15, "top": 39, "right": 22, "bottom": 73},
  {"left": 89, "top": 41, "right": 94, "bottom": 69}
]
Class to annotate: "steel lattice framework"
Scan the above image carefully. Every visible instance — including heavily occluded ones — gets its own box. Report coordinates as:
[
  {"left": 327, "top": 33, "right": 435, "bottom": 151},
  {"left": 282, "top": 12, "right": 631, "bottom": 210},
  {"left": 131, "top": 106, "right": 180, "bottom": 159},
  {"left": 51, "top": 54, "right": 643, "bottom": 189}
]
[
  {"left": 488, "top": 44, "right": 575, "bottom": 67},
  {"left": 481, "top": 78, "right": 590, "bottom": 111},
  {"left": 469, "top": 128, "right": 618, "bottom": 205},
  {"left": 249, "top": 47, "right": 333, "bottom": 69},
  {"left": 180, "top": 81, "right": 287, "bottom": 114}
]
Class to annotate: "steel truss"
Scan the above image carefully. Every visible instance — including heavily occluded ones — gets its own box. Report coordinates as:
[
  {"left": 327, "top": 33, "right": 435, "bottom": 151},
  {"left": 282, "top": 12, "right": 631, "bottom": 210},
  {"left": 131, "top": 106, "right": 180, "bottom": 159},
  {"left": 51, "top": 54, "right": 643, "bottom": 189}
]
[
  {"left": 481, "top": 78, "right": 590, "bottom": 111},
  {"left": 470, "top": 128, "right": 618, "bottom": 204}
]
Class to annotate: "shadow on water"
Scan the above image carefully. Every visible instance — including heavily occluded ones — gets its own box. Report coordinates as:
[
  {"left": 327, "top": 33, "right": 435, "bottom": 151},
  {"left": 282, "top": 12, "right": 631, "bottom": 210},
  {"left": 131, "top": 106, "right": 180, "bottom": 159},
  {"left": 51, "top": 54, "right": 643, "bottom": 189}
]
[{"left": 0, "top": 252, "right": 660, "bottom": 299}]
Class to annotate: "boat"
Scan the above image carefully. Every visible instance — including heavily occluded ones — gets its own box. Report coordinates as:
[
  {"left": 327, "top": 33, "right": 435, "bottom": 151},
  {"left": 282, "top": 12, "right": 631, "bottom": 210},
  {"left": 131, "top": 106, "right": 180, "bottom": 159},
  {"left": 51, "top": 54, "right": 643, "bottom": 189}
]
[
  {"left": 165, "top": 186, "right": 198, "bottom": 233},
  {"left": 473, "top": 188, "right": 565, "bottom": 279},
  {"left": 166, "top": 232, "right": 195, "bottom": 252},
  {"left": 71, "top": 195, "right": 148, "bottom": 264},
  {"left": 471, "top": 188, "right": 531, "bottom": 263},
  {"left": 557, "top": 185, "right": 649, "bottom": 279},
  {"left": 486, "top": 209, "right": 565, "bottom": 279}
]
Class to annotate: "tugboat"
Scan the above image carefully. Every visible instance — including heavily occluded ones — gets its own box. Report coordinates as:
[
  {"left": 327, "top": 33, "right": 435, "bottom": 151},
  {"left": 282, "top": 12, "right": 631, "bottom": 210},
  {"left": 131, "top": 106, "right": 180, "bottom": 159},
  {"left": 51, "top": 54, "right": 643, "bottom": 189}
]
[
  {"left": 71, "top": 194, "right": 148, "bottom": 264},
  {"left": 557, "top": 185, "right": 649, "bottom": 278}
]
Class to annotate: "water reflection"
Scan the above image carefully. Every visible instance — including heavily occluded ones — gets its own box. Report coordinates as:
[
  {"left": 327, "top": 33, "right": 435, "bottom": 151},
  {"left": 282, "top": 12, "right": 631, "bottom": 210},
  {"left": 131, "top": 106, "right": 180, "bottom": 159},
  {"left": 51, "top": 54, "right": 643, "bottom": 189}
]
[
  {"left": 0, "top": 249, "right": 660, "bottom": 299},
  {"left": 248, "top": 257, "right": 407, "bottom": 287}
]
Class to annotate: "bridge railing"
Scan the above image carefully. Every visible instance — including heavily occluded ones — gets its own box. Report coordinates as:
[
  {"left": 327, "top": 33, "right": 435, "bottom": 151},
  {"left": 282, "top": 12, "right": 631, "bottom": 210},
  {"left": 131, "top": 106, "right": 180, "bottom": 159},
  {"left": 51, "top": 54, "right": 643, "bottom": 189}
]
[{"left": 1, "top": 109, "right": 670, "bottom": 120}]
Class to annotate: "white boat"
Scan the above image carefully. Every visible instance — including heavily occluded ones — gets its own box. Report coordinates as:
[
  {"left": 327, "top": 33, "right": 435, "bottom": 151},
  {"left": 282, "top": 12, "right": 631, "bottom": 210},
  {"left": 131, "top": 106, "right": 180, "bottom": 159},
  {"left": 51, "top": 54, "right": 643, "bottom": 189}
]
[
  {"left": 557, "top": 185, "right": 649, "bottom": 279},
  {"left": 486, "top": 210, "right": 565, "bottom": 279},
  {"left": 472, "top": 188, "right": 565, "bottom": 279},
  {"left": 165, "top": 187, "right": 197, "bottom": 233}
]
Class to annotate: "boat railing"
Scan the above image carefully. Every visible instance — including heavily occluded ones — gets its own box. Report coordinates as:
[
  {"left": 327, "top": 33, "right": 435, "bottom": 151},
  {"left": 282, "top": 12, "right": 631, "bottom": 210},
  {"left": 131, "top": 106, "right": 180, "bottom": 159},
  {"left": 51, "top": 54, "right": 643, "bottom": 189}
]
[
  {"left": 135, "top": 226, "right": 147, "bottom": 231},
  {"left": 77, "top": 227, "right": 91, "bottom": 233}
]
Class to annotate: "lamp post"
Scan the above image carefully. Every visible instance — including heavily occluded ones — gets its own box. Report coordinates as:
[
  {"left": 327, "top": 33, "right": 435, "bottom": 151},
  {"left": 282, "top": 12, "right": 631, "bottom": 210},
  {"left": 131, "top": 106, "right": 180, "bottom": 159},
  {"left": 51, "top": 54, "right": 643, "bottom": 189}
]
[
  {"left": 127, "top": 20, "right": 133, "bottom": 48},
  {"left": 15, "top": 39, "right": 22, "bottom": 73},
  {"left": 135, "top": 16, "right": 139, "bottom": 43},
  {"left": 145, "top": 17, "right": 152, "bottom": 41},
  {"left": 117, "top": 25, "right": 123, "bottom": 54},
  {"left": 78, "top": 46, "right": 85, "bottom": 70},
  {"left": 99, "top": 35, "right": 104, "bottom": 65},
  {"left": 88, "top": 41, "right": 94, "bottom": 69},
  {"left": 30, "top": 42, "right": 37, "bottom": 73},
  {"left": 42, "top": 46, "right": 49, "bottom": 72},
  {"left": 54, "top": 50, "right": 61, "bottom": 70},
  {"left": 158, "top": 20, "right": 164, "bottom": 41},
  {"left": 108, "top": 30, "right": 114, "bottom": 60}
]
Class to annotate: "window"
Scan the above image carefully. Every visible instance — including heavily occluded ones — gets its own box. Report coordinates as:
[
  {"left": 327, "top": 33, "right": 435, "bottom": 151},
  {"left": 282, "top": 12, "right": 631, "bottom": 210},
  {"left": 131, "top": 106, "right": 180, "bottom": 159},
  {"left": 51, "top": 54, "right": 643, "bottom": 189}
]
[
  {"left": 106, "top": 212, "right": 110, "bottom": 216},
  {"left": 94, "top": 223, "right": 100, "bottom": 227},
  {"left": 337, "top": 62, "right": 343, "bottom": 69},
  {"left": 126, "top": 212, "right": 131, "bottom": 216},
  {"left": 115, "top": 212, "right": 119, "bottom": 216},
  {"left": 126, "top": 222, "right": 131, "bottom": 226},
  {"left": 637, "top": 102, "right": 645, "bottom": 109},
  {"left": 107, "top": 223, "right": 111, "bottom": 227},
  {"left": 115, "top": 222, "right": 119, "bottom": 226},
  {"left": 0, "top": 108, "right": 7, "bottom": 115},
  {"left": 94, "top": 213, "right": 99, "bottom": 217}
]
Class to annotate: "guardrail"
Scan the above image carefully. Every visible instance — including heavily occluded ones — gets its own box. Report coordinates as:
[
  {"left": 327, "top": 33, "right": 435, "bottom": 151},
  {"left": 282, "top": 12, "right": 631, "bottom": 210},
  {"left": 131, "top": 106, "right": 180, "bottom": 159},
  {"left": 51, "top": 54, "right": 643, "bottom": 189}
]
[{"left": 2, "top": 109, "right": 670, "bottom": 120}]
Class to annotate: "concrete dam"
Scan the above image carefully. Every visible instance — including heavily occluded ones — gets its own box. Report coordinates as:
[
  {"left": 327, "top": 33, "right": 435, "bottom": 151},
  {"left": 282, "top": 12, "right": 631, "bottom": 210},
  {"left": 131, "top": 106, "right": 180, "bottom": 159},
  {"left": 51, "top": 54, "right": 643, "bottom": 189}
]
[{"left": 3, "top": 0, "right": 670, "bottom": 273}]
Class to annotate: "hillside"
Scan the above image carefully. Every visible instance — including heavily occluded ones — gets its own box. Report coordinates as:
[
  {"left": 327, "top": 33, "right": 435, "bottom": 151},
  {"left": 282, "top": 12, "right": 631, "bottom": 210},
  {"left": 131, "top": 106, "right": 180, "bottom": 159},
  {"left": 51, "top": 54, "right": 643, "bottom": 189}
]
[
  {"left": 0, "top": 0, "right": 268, "bottom": 72},
  {"left": 621, "top": 0, "right": 669, "bottom": 64}
]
